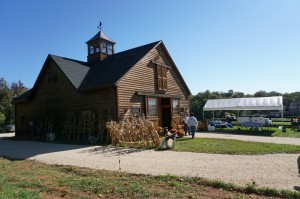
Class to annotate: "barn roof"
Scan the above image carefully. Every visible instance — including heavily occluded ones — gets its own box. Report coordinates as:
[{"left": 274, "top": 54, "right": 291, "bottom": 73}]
[
  {"left": 50, "top": 41, "right": 160, "bottom": 90},
  {"left": 50, "top": 55, "right": 90, "bottom": 89},
  {"left": 80, "top": 41, "right": 160, "bottom": 90},
  {"left": 13, "top": 40, "right": 191, "bottom": 103}
]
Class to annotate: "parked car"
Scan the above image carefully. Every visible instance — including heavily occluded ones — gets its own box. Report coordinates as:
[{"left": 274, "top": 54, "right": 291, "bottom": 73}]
[{"left": 5, "top": 124, "right": 15, "bottom": 132}]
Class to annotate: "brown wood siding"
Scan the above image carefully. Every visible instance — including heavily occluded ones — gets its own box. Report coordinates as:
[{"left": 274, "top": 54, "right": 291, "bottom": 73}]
[
  {"left": 15, "top": 59, "right": 117, "bottom": 137},
  {"left": 118, "top": 43, "right": 190, "bottom": 128}
]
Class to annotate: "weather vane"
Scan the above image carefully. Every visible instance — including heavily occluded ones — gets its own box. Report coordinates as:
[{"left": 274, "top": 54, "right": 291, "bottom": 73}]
[{"left": 97, "top": 21, "right": 102, "bottom": 31}]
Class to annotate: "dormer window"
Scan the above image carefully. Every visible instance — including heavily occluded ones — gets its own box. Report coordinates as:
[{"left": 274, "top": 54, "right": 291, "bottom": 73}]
[{"left": 102, "top": 41, "right": 107, "bottom": 53}]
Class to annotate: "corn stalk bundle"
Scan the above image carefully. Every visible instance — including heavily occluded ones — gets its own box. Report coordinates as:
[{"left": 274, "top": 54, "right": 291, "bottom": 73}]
[
  {"left": 106, "top": 109, "right": 160, "bottom": 147},
  {"left": 37, "top": 117, "right": 54, "bottom": 137}
]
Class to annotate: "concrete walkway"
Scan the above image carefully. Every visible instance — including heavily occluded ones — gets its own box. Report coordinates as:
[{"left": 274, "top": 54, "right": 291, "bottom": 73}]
[{"left": 0, "top": 133, "right": 299, "bottom": 192}]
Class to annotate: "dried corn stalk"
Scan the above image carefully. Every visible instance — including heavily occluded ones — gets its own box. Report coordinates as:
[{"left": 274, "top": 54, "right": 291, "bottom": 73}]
[{"left": 106, "top": 109, "right": 160, "bottom": 148}]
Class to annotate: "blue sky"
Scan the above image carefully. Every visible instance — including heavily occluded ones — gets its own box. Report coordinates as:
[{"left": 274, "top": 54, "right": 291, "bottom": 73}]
[{"left": 0, "top": 0, "right": 299, "bottom": 95}]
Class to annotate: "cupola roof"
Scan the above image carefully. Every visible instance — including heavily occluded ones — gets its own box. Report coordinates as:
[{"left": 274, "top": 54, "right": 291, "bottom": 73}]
[{"left": 86, "top": 31, "right": 115, "bottom": 44}]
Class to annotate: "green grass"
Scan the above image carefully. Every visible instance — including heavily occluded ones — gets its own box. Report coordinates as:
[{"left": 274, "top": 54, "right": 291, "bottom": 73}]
[
  {"left": 0, "top": 158, "right": 299, "bottom": 199},
  {"left": 214, "top": 124, "right": 300, "bottom": 138},
  {"left": 175, "top": 137, "right": 300, "bottom": 155}
]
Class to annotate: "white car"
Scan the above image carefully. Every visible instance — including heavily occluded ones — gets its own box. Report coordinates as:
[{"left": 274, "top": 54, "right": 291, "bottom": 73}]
[{"left": 5, "top": 124, "right": 15, "bottom": 132}]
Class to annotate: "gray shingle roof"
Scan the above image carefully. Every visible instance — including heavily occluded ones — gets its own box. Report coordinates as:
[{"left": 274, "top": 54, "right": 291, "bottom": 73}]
[{"left": 50, "top": 55, "right": 90, "bottom": 89}]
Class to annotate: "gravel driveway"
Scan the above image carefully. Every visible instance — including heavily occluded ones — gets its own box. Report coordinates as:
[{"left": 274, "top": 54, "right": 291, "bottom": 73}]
[{"left": 0, "top": 133, "right": 299, "bottom": 192}]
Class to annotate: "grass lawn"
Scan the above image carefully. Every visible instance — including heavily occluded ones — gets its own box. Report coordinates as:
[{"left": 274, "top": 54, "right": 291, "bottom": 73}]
[
  {"left": 0, "top": 158, "right": 298, "bottom": 199},
  {"left": 214, "top": 124, "right": 300, "bottom": 138},
  {"left": 175, "top": 137, "right": 300, "bottom": 155}
]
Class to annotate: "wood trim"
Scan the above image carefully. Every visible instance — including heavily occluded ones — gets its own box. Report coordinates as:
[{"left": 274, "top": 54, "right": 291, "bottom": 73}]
[
  {"left": 136, "top": 91, "right": 181, "bottom": 99},
  {"left": 151, "top": 60, "right": 171, "bottom": 69}
]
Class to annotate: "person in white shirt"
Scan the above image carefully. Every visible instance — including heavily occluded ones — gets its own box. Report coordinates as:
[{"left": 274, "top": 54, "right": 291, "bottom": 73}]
[
  {"left": 183, "top": 114, "right": 190, "bottom": 135},
  {"left": 187, "top": 113, "right": 198, "bottom": 139}
]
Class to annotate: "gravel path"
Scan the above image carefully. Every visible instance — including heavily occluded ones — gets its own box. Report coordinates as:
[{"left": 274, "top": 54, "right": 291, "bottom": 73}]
[{"left": 0, "top": 133, "right": 299, "bottom": 192}]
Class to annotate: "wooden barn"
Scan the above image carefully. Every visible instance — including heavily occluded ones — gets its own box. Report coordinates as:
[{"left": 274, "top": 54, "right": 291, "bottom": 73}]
[{"left": 13, "top": 27, "right": 191, "bottom": 142}]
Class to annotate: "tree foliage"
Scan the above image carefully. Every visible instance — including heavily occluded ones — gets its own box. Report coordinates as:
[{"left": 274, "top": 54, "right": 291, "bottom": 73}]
[{"left": 0, "top": 77, "right": 27, "bottom": 124}]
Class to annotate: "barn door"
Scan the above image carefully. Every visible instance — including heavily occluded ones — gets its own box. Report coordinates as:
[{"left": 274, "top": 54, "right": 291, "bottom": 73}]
[{"left": 159, "top": 98, "right": 171, "bottom": 129}]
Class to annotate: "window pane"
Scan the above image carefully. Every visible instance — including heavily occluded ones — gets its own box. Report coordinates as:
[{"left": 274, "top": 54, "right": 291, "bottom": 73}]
[
  {"left": 89, "top": 45, "right": 94, "bottom": 54},
  {"left": 95, "top": 43, "right": 100, "bottom": 53},
  {"left": 132, "top": 107, "right": 140, "bottom": 116},
  {"left": 148, "top": 98, "right": 157, "bottom": 116},
  {"left": 108, "top": 43, "right": 113, "bottom": 55},
  {"left": 102, "top": 41, "right": 107, "bottom": 53},
  {"left": 173, "top": 100, "right": 179, "bottom": 115}
]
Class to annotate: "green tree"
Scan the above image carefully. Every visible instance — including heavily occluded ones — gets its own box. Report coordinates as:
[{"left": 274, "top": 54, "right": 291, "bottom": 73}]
[
  {"left": 232, "top": 92, "right": 244, "bottom": 98},
  {"left": 190, "top": 90, "right": 224, "bottom": 120},
  {"left": 254, "top": 90, "right": 268, "bottom": 97},
  {"left": 0, "top": 78, "right": 27, "bottom": 124}
]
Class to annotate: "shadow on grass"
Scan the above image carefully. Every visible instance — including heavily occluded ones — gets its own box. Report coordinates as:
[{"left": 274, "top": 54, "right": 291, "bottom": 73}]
[{"left": 86, "top": 146, "right": 145, "bottom": 156}]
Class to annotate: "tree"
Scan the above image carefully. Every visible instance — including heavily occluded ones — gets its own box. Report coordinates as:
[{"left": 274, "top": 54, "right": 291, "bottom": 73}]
[
  {"left": 0, "top": 77, "right": 27, "bottom": 124},
  {"left": 190, "top": 90, "right": 224, "bottom": 120},
  {"left": 232, "top": 92, "right": 244, "bottom": 98},
  {"left": 254, "top": 90, "right": 268, "bottom": 97}
]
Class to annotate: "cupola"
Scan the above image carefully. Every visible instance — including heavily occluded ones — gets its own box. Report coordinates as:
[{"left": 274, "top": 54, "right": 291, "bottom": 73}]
[{"left": 86, "top": 22, "right": 116, "bottom": 64}]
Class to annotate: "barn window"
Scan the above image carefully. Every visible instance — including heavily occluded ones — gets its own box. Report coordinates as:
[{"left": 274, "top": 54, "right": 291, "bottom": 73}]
[
  {"left": 157, "top": 65, "right": 167, "bottom": 91},
  {"left": 148, "top": 98, "right": 157, "bottom": 116},
  {"left": 172, "top": 99, "right": 179, "bottom": 115},
  {"left": 48, "top": 71, "right": 58, "bottom": 84}
]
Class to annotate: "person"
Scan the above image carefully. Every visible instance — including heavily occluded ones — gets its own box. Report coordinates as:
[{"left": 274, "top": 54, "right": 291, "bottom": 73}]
[
  {"left": 187, "top": 113, "right": 198, "bottom": 139},
  {"left": 183, "top": 113, "right": 190, "bottom": 135},
  {"left": 268, "top": 118, "right": 272, "bottom": 127}
]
